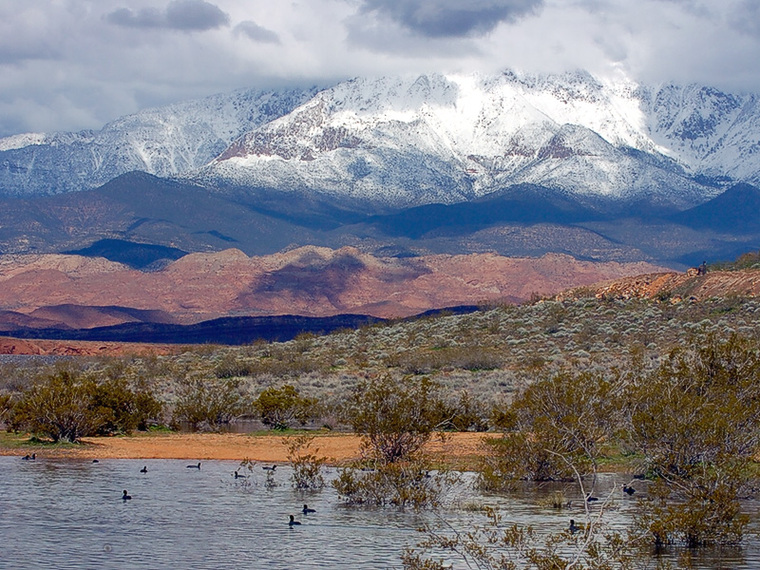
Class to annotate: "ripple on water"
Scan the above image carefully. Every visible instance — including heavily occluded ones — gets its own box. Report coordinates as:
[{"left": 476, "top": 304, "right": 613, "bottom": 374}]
[{"left": 1, "top": 457, "right": 759, "bottom": 569}]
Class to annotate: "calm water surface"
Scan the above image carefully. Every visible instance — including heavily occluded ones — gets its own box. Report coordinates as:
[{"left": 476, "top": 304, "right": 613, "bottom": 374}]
[{"left": 1, "top": 457, "right": 758, "bottom": 569}]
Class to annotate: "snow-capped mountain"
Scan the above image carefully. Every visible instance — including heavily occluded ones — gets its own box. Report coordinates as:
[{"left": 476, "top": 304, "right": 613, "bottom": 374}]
[
  {"left": 0, "top": 86, "right": 319, "bottom": 195},
  {"left": 4, "top": 70, "right": 760, "bottom": 210},
  {"left": 197, "top": 71, "right": 760, "bottom": 208}
]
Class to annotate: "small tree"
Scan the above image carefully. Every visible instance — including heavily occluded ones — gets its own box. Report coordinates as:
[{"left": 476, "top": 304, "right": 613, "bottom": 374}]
[
  {"left": 340, "top": 374, "right": 440, "bottom": 463},
  {"left": 479, "top": 371, "right": 617, "bottom": 489},
  {"left": 91, "top": 378, "right": 163, "bottom": 435},
  {"left": 254, "top": 384, "right": 316, "bottom": 430},
  {"left": 626, "top": 334, "right": 760, "bottom": 547},
  {"left": 10, "top": 370, "right": 108, "bottom": 443}
]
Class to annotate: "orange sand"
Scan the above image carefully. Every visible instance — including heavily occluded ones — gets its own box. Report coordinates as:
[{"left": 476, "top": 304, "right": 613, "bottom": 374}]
[{"left": 1, "top": 432, "right": 488, "bottom": 466}]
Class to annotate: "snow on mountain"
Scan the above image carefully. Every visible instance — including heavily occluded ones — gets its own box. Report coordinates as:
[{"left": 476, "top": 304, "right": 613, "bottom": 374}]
[
  {"left": 197, "top": 71, "right": 739, "bottom": 208},
  {"left": 0, "top": 86, "right": 320, "bottom": 196},
  {"left": 4, "top": 70, "right": 760, "bottom": 209}
]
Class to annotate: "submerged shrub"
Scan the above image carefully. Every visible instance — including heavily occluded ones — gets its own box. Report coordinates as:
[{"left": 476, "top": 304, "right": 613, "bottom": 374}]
[
  {"left": 333, "top": 460, "right": 456, "bottom": 510},
  {"left": 286, "top": 434, "right": 326, "bottom": 490}
]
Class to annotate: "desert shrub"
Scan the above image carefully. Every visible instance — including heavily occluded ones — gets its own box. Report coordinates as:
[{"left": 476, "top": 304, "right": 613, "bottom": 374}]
[
  {"left": 173, "top": 377, "right": 247, "bottom": 431},
  {"left": 90, "top": 378, "right": 163, "bottom": 435},
  {"left": 340, "top": 374, "right": 441, "bottom": 463},
  {"left": 214, "top": 353, "right": 255, "bottom": 378},
  {"left": 429, "top": 390, "right": 489, "bottom": 432},
  {"left": 625, "top": 334, "right": 760, "bottom": 546},
  {"left": 0, "top": 392, "right": 14, "bottom": 426},
  {"left": 479, "top": 371, "right": 618, "bottom": 488},
  {"left": 333, "top": 460, "right": 456, "bottom": 509},
  {"left": 254, "top": 384, "right": 318, "bottom": 430},
  {"left": 286, "top": 434, "right": 326, "bottom": 490},
  {"left": 10, "top": 370, "right": 110, "bottom": 443}
]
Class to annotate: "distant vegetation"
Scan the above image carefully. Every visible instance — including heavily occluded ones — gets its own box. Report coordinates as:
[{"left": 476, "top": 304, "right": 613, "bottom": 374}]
[{"left": 4, "top": 293, "right": 760, "bottom": 556}]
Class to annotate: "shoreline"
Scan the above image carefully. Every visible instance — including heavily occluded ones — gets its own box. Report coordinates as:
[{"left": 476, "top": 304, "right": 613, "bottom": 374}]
[{"left": 0, "top": 431, "right": 487, "bottom": 466}]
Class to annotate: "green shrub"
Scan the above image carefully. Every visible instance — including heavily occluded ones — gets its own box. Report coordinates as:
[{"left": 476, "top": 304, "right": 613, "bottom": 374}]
[
  {"left": 10, "top": 370, "right": 109, "bottom": 443},
  {"left": 254, "top": 384, "right": 317, "bottom": 430},
  {"left": 340, "top": 375, "right": 441, "bottom": 463}
]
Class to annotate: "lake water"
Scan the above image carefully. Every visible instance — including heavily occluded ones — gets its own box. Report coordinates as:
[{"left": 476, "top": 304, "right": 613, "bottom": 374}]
[{"left": 1, "top": 457, "right": 758, "bottom": 569}]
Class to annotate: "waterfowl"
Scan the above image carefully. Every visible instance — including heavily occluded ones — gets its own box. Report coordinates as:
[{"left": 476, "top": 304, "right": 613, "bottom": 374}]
[
  {"left": 122, "top": 490, "right": 132, "bottom": 501},
  {"left": 140, "top": 466, "right": 148, "bottom": 473},
  {"left": 585, "top": 495, "right": 599, "bottom": 503},
  {"left": 31, "top": 453, "right": 36, "bottom": 460},
  {"left": 234, "top": 470, "right": 247, "bottom": 479},
  {"left": 302, "top": 504, "right": 316, "bottom": 514},
  {"left": 289, "top": 515, "right": 301, "bottom": 526},
  {"left": 92, "top": 459, "right": 99, "bottom": 463},
  {"left": 21, "top": 455, "right": 30, "bottom": 460},
  {"left": 187, "top": 462, "right": 201, "bottom": 469},
  {"left": 262, "top": 465, "right": 276, "bottom": 471},
  {"left": 622, "top": 484, "right": 636, "bottom": 496},
  {"left": 569, "top": 519, "right": 583, "bottom": 534}
]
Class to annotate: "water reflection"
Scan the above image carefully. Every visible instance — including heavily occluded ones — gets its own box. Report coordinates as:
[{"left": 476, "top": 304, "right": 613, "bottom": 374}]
[{"left": 0, "top": 457, "right": 758, "bottom": 569}]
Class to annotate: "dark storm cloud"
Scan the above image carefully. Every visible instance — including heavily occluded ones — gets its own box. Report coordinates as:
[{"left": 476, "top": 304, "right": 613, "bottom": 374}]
[
  {"left": 234, "top": 21, "right": 280, "bottom": 44},
  {"left": 358, "top": 0, "right": 544, "bottom": 38},
  {"left": 106, "top": 0, "right": 230, "bottom": 31}
]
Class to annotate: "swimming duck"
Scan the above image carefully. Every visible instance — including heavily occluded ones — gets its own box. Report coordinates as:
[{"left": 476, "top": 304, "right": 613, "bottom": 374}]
[
  {"left": 140, "top": 466, "right": 148, "bottom": 473},
  {"left": 622, "top": 484, "right": 636, "bottom": 496},
  {"left": 289, "top": 515, "right": 301, "bottom": 526},
  {"left": 302, "top": 504, "right": 316, "bottom": 514},
  {"left": 92, "top": 459, "right": 99, "bottom": 463},
  {"left": 585, "top": 495, "right": 599, "bottom": 503},
  {"left": 234, "top": 470, "right": 247, "bottom": 479},
  {"left": 262, "top": 465, "right": 276, "bottom": 471},
  {"left": 187, "top": 462, "right": 201, "bottom": 469},
  {"left": 122, "top": 490, "right": 132, "bottom": 501},
  {"left": 569, "top": 519, "right": 582, "bottom": 534}
]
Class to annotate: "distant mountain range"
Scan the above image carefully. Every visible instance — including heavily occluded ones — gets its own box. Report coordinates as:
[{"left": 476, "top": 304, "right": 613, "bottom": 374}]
[
  {"left": 1, "top": 69, "right": 759, "bottom": 346},
  {"left": 3, "top": 70, "right": 760, "bottom": 208}
]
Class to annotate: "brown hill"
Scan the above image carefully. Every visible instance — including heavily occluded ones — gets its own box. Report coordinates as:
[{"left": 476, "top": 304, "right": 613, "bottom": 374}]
[
  {"left": 557, "top": 268, "right": 760, "bottom": 302},
  {"left": 0, "top": 246, "right": 667, "bottom": 326}
]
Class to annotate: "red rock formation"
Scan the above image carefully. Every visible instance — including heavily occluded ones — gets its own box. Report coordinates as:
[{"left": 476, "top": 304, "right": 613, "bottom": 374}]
[{"left": 0, "top": 247, "right": 669, "bottom": 326}]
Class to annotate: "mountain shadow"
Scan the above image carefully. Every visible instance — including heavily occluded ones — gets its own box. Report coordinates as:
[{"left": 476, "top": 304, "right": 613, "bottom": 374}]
[
  {"left": 367, "top": 184, "right": 606, "bottom": 239},
  {"left": 670, "top": 183, "right": 760, "bottom": 234},
  {"left": 65, "top": 239, "right": 187, "bottom": 269}
]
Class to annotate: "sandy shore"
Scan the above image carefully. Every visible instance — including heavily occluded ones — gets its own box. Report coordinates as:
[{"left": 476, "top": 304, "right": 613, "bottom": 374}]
[{"left": 1, "top": 432, "right": 488, "bottom": 465}]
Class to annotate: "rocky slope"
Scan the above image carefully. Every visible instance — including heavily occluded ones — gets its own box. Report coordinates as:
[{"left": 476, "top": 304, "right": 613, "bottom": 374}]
[
  {"left": 0, "top": 247, "right": 666, "bottom": 327},
  {"left": 557, "top": 267, "right": 760, "bottom": 303}
]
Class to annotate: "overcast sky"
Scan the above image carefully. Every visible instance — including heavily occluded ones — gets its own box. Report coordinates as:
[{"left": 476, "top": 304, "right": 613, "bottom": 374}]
[{"left": 2, "top": 0, "right": 760, "bottom": 137}]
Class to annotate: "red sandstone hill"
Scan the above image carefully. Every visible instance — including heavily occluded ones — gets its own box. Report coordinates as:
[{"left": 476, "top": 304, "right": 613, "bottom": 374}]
[
  {"left": 0, "top": 246, "right": 667, "bottom": 328},
  {"left": 557, "top": 268, "right": 760, "bottom": 302}
]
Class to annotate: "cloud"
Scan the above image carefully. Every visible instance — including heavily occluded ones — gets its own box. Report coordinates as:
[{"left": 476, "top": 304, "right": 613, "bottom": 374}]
[
  {"left": 106, "top": 0, "right": 230, "bottom": 31},
  {"left": 358, "top": 0, "right": 544, "bottom": 38},
  {"left": 729, "top": 0, "right": 760, "bottom": 37},
  {"left": 234, "top": 20, "right": 280, "bottom": 44}
]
